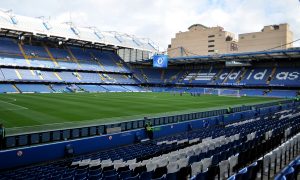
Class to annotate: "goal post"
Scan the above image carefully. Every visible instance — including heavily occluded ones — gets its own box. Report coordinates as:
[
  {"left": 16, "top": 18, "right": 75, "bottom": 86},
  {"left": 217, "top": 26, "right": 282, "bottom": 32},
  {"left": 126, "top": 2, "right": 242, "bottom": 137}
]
[
  {"left": 217, "top": 89, "right": 241, "bottom": 97},
  {"left": 203, "top": 88, "right": 213, "bottom": 95},
  {"left": 203, "top": 88, "right": 241, "bottom": 97}
]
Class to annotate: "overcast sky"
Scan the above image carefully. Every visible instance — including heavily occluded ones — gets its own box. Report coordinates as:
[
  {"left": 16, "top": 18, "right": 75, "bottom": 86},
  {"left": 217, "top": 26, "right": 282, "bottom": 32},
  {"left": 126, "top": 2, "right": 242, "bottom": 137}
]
[{"left": 1, "top": 0, "right": 300, "bottom": 51}]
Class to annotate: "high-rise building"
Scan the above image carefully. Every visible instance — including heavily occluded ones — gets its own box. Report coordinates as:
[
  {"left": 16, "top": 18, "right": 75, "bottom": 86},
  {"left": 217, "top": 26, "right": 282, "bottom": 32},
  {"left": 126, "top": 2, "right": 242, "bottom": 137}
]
[
  {"left": 168, "top": 23, "right": 293, "bottom": 58},
  {"left": 167, "top": 24, "right": 238, "bottom": 58},
  {"left": 238, "top": 23, "right": 293, "bottom": 52}
]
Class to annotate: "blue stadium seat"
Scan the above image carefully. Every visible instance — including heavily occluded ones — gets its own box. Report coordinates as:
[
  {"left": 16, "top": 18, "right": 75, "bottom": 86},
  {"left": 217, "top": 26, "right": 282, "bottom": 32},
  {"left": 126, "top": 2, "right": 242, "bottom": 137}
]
[
  {"left": 139, "top": 171, "right": 153, "bottom": 180},
  {"left": 194, "top": 170, "right": 208, "bottom": 180},
  {"left": 103, "top": 174, "right": 118, "bottom": 180}
]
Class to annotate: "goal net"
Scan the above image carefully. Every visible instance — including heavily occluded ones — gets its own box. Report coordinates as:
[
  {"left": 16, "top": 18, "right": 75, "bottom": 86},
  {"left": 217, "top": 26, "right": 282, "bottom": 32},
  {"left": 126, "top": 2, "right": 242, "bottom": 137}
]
[
  {"left": 203, "top": 88, "right": 214, "bottom": 95},
  {"left": 204, "top": 88, "right": 240, "bottom": 97},
  {"left": 218, "top": 89, "right": 241, "bottom": 97}
]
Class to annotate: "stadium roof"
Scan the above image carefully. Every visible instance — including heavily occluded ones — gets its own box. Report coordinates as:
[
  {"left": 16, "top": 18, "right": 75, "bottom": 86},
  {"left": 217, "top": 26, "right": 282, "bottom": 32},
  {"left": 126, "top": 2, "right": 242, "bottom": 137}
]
[
  {"left": 131, "top": 48, "right": 300, "bottom": 65},
  {"left": 168, "top": 48, "right": 300, "bottom": 64},
  {"left": 0, "top": 10, "right": 159, "bottom": 52}
]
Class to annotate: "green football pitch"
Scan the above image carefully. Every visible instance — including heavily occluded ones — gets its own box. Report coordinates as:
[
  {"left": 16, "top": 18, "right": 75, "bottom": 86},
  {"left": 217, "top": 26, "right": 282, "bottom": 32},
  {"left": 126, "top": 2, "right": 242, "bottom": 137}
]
[{"left": 0, "top": 92, "right": 281, "bottom": 135}]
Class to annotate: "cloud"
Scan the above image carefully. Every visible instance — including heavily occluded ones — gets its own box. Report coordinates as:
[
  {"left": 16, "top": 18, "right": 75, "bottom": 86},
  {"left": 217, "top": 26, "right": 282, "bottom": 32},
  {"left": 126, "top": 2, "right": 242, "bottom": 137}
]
[{"left": 1, "top": 0, "right": 299, "bottom": 49}]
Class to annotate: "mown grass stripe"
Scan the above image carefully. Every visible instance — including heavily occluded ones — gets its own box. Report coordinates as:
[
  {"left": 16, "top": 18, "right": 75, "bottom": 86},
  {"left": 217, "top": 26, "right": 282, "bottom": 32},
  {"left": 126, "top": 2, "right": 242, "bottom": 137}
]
[{"left": 0, "top": 92, "right": 281, "bottom": 135}]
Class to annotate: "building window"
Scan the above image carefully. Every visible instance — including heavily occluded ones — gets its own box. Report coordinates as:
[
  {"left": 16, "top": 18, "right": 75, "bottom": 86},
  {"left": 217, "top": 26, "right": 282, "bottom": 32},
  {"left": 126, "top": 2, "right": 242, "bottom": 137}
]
[
  {"left": 226, "top": 36, "right": 233, "bottom": 41},
  {"left": 230, "top": 43, "right": 238, "bottom": 51},
  {"left": 208, "top": 40, "right": 215, "bottom": 43},
  {"left": 208, "top": 50, "right": 215, "bottom": 52},
  {"left": 273, "top": 25, "right": 279, "bottom": 30},
  {"left": 208, "top": 35, "right": 215, "bottom": 38},
  {"left": 208, "top": 45, "right": 215, "bottom": 48}
]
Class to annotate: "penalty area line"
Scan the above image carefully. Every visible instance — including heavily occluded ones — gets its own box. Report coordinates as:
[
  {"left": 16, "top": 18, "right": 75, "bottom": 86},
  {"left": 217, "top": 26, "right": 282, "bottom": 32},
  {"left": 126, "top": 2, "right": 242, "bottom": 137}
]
[{"left": 0, "top": 100, "right": 28, "bottom": 110}]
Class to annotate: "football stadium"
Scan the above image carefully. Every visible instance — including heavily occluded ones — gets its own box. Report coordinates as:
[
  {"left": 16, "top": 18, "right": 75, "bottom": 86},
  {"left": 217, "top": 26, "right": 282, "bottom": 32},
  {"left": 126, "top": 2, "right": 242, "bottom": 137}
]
[{"left": 0, "top": 1, "right": 300, "bottom": 180}]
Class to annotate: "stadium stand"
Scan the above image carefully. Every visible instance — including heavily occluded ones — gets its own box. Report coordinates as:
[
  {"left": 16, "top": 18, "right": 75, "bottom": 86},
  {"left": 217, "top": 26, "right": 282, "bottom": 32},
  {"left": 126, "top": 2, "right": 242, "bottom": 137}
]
[
  {"left": 15, "top": 84, "right": 53, "bottom": 93},
  {"left": 0, "top": 33, "right": 146, "bottom": 95},
  {"left": 50, "top": 84, "right": 72, "bottom": 93},
  {"left": 0, "top": 84, "right": 18, "bottom": 93},
  {"left": 2, "top": 48, "right": 299, "bottom": 97},
  {"left": 136, "top": 66, "right": 300, "bottom": 87},
  {"left": 77, "top": 85, "right": 107, "bottom": 93}
]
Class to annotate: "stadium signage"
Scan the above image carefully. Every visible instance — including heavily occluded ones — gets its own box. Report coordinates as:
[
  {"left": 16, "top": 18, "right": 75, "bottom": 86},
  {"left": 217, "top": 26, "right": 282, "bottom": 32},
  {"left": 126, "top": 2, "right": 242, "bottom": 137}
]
[
  {"left": 217, "top": 69, "right": 300, "bottom": 81},
  {"left": 153, "top": 54, "right": 168, "bottom": 68},
  {"left": 276, "top": 72, "right": 299, "bottom": 80}
]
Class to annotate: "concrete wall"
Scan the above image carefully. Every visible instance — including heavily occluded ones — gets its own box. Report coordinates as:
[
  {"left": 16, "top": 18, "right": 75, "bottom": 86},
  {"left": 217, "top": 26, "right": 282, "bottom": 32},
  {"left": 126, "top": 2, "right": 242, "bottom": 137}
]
[{"left": 238, "top": 24, "right": 293, "bottom": 52}]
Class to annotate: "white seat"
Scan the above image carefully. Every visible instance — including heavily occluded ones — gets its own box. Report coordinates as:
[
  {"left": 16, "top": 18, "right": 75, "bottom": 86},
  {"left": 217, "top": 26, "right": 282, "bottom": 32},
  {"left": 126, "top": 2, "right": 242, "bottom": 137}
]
[
  {"left": 193, "top": 147, "right": 201, "bottom": 155},
  {"left": 178, "top": 149, "right": 187, "bottom": 154},
  {"left": 167, "top": 162, "right": 179, "bottom": 173},
  {"left": 247, "top": 133, "right": 252, "bottom": 141},
  {"left": 113, "top": 159, "right": 123, "bottom": 164},
  {"left": 126, "top": 159, "right": 136, "bottom": 165},
  {"left": 202, "top": 137, "right": 212, "bottom": 142},
  {"left": 291, "top": 137, "right": 298, "bottom": 158},
  {"left": 101, "top": 162, "right": 113, "bottom": 168},
  {"left": 208, "top": 143, "right": 215, "bottom": 151},
  {"left": 189, "top": 138, "right": 200, "bottom": 144},
  {"left": 79, "top": 159, "right": 91, "bottom": 167},
  {"left": 71, "top": 160, "right": 81, "bottom": 166},
  {"left": 281, "top": 144, "right": 288, "bottom": 166},
  {"left": 168, "top": 154, "right": 179, "bottom": 163},
  {"left": 201, "top": 145, "right": 208, "bottom": 153},
  {"left": 157, "top": 141, "right": 164, "bottom": 145},
  {"left": 141, "top": 159, "right": 150, "bottom": 166},
  {"left": 178, "top": 153, "right": 186, "bottom": 160},
  {"left": 89, "top": 159, "right": 101, "bottom": 167},
  {"left": 191, "top": 161, "right": 203, "bottom": 176},
  {"left": 220, "top": 139, "right": 226, "bottom": 145},
  {"left": 101, "top": 159, "right": 112, "bottom": 164},
  {"left": 129, "top": 162, "right": 141, "bottom": 170},
  {"left": 269, "top": 151, "right": 277, "bottom": 177},
  {"left": 186, "top": 150, "right": 194, "bottom": 157},
  {"left": 177, "top": 141, "right": 183, "bottom": 145},
  {"left": 157, "top": 158, "right": 168, "bottom": 167},
  {"left": 234, "top": 134, "right": 240, "bottom": 140},
  {"left": 229, "top": 136, "right": 235, "bottom": 142},
  {"left": 201, "top": 157, "right": 212, "bottom": 171},
  {"left": 146, "top": 162, "right": 157, "bottom": 172},
  {"left": 275, "top": 146, "right": 283, "bottom": 170},
  {"left": 166, "top": 141, "right": 175, "bottom": 145},
  {"left": 178, "top": 158, "right": 189, "bottom": 169},
  {"left": 152, "top": 156, "right": 161, "bottom": 161},
  {"left": 262, "top": 153, "right": 272, "bottom": 180},
  {"left": 228, "top": 154, "right": 239, "bottom": 176},
  {"left": 182, "top": 139, "right": 189, "bottom": 144},
  {"left": 224, "top": 138, "right": 231, "bottom": 144},
  {"left": 114, "top": 163, "right": 125, "bottom": 170},
  {"left": 219, "top": 160, "right": 229, "bottom": 179}
]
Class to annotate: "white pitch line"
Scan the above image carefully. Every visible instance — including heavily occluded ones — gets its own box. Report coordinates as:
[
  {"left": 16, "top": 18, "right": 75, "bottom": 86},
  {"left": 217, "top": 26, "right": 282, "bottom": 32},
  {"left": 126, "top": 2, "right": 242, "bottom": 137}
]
[
  {"left": 0, "top": 100, "right": 28, "bottom": 110},
  {"left": 0, "top": 108, "right": 27, "bottom": 111},
  {"left": 0, "top": 96, "right": 17, "bottom": 102}
]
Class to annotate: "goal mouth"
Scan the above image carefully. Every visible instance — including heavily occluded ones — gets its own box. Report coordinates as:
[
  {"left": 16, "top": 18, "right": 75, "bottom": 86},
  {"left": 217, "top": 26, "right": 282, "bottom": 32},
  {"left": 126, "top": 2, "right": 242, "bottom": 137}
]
[{"left": 204, "top": 88, "right": 241, "bottom": 97}]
